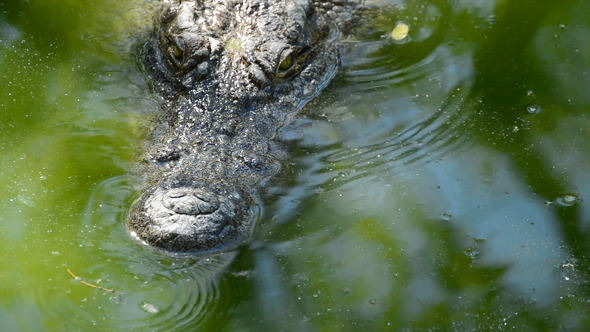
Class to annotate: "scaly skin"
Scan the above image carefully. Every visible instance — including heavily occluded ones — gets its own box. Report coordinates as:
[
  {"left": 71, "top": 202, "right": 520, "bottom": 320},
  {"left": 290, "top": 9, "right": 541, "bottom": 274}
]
[{"left": 127, "top": 0, "right": 362, "bottom": 255}]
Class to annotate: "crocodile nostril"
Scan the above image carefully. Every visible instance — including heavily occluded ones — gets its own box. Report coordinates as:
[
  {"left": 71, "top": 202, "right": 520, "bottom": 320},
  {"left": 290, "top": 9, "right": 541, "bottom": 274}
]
[
  {"left": 166, "top": 188, "right": 189, "bottom": 198},
  {"left": 163, "top": 188, "right": 219, "bottom": 215}
]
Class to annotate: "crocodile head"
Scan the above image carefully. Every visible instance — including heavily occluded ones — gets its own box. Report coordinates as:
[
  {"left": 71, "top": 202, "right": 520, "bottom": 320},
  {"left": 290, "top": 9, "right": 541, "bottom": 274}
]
[{"left": 127, "top": 0, "right": 343, "bottom": 255}]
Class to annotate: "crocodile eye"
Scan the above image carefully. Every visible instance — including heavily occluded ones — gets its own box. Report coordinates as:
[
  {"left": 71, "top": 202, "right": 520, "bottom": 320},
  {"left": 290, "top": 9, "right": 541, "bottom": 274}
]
[
  {"left": 279, "top": 53, "right": 294, "bottom": 71},
  {"left": 277, "top": 48, "right": 299, "bottom": 78},
  {"left": 162, "top": 35, "right": 184, "bottom": 67},
  {"left": 170, "top": 42, "right": 184, "bottom": 60}
]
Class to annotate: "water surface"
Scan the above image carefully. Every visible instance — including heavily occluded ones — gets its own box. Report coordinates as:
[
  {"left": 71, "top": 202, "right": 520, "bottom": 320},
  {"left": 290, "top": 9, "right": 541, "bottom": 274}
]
[{"left": 1, "top": 0, "right": 590, "bottom": 330}]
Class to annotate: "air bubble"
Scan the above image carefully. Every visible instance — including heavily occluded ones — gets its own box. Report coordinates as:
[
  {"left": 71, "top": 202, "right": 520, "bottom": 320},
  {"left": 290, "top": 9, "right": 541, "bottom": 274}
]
[
  {"left": 526, "top": 104, "right": 542, "bottom": 114},
  {"left": 554, "top": 193, "right": 582, "bottom": 207}
]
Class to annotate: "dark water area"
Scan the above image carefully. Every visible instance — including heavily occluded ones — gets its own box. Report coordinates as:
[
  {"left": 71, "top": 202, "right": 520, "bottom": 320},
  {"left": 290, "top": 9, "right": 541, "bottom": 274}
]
[{"left": 1, "top": 0, "right": 590, "bottom": 330}]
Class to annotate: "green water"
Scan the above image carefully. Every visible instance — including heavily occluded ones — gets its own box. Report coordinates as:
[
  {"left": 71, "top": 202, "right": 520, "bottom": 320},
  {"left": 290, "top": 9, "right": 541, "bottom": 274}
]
[{"left": 1, "top": 0, "right": 590, "bottom": 330}]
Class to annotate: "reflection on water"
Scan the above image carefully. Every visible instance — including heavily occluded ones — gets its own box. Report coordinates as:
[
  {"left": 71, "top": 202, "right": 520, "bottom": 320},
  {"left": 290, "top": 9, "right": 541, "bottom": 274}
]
[
  {"left": 258, "top": 0, "right": 590, "bottom": 330},
  {"left": 1, "top": 0, "right": 590, "bottom": 330}
]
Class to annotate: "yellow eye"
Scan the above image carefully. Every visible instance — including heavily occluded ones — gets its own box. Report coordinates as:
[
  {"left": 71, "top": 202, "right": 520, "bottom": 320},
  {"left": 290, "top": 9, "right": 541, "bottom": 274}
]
[
  {"left": 171, "top": 43, "right": 183, "bottom": 60},
  {"left": 279, "top": 54, "right": 293, "bottom": 71}
]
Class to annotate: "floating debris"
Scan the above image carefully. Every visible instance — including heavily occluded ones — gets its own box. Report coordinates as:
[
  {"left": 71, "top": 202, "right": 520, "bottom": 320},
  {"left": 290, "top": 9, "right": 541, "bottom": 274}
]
[
  {"left": 391, "top": 22, "right": 410, "bottom": 41},
  {"left": 67, "top": 268, "right": 123, "bottom": 297},
  {"left": 142, "top": 302, "right": 160, "bottom": 314}
]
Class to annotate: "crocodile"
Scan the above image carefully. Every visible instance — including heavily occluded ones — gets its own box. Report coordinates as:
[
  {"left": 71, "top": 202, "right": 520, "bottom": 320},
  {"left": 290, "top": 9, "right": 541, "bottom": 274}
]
[{"left": 127, "top": 0, "right": 362, "bottom": 255}]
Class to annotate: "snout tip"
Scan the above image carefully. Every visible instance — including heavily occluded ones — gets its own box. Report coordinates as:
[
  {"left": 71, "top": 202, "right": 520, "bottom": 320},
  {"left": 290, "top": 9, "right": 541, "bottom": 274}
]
[{"left": 127, "top": 186, "right": 256, "bottom": 255}]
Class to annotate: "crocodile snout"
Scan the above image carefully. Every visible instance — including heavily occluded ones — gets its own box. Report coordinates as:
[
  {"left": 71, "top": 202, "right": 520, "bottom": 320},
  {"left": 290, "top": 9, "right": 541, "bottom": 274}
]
[{"left": 127, "top": 185, "right": 255, "bottom": 255}]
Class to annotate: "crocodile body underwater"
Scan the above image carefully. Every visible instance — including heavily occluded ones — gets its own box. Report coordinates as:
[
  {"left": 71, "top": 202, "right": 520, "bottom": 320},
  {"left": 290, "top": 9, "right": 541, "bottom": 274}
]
[{"left": 127, "top": 0, "right": 362, "bottom": 255}]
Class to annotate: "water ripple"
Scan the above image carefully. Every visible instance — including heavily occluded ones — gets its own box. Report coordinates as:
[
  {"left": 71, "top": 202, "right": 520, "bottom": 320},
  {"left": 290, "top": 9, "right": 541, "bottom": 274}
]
[
  {"left": 35, "top": 176, "right": 238, "bottom": 331},
  {"left": 270, "top": 20, "right": 476, "bottom": 224},
  {"left": 320, "top": 84, "right": 474, "bottom": 187},
  {"left": 298, "top": 47, "right": 475, "bottom": 191},
  {"left": 345, "top": 49, "right": 440, "bottom": 90}
]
